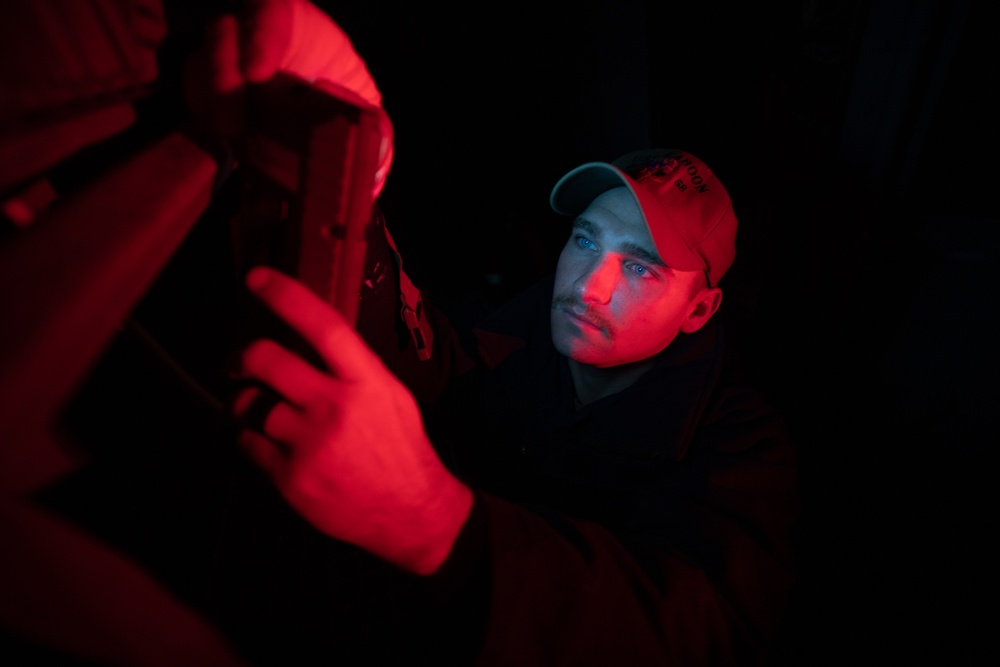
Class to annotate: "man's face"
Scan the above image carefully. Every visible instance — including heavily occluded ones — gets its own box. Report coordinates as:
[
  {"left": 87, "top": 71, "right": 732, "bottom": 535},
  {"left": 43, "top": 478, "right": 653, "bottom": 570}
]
[{"left": 550, "top": 186, "right": 707, "bottom": 367}]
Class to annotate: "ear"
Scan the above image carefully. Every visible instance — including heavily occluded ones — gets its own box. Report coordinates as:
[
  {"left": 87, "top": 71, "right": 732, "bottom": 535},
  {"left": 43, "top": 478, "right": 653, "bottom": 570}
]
[{"left": 679, "top": 287, "right": 722, "bottom": 334}]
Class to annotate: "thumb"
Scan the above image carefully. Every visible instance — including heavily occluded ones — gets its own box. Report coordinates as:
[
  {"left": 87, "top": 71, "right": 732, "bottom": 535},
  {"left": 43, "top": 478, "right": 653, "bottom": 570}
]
[{"left": 182, "top": 15, "right": 246, "bottom": 141}]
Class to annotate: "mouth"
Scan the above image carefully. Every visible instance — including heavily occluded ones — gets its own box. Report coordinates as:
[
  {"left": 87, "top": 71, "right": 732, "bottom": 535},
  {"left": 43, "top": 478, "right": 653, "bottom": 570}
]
[
  {"left": 567, "top": 311, "right": 601, "bottom": 330},
  {"left": 557, "top": 304, "right": 605, "bottom": 333}
]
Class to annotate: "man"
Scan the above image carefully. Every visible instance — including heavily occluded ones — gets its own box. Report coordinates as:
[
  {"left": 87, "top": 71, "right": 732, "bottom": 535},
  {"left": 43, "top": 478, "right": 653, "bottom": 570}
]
[{"left": 200, "top": 1, "right": 798, "bottom": 664}]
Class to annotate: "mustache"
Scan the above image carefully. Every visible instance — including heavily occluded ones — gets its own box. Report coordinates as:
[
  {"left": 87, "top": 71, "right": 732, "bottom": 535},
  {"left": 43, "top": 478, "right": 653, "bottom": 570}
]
[{"left": 551, "top": 295, "right": 611, "bottom": 331}]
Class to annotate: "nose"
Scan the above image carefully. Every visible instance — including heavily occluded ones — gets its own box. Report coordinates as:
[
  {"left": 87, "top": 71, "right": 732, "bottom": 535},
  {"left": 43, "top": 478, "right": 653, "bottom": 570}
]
[{"left": 575, "top": 255, "right": 617, "bottom": 305}]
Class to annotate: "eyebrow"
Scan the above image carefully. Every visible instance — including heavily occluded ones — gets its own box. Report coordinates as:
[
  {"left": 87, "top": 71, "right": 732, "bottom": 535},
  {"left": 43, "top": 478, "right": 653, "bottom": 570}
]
[{"left": 573, "top": 217, "right": 667, "bottom": 268}]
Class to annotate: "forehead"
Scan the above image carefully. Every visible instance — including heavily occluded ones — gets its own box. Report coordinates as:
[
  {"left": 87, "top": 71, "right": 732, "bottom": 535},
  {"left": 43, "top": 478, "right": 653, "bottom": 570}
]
[
  {"left": 580, "top": 186, "right": 643, "bottom": 227},
  {"left": 578, "top": 187, "right": 662, "bottom": 262}
]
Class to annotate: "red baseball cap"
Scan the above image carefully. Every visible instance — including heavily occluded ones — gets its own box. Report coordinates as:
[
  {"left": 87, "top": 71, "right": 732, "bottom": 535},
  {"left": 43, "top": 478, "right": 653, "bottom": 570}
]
[{"left": 549, "top": 149, "right": 737, "bottom": 287}]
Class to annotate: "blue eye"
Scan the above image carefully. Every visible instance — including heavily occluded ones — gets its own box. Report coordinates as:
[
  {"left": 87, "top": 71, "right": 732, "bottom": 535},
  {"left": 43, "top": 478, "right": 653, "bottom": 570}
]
[
  {"left": 626, "top": 262, "right": 650, "bottom": 277},
  {"left": 575, "top": 235, "right": 595, "bottom": 250}
]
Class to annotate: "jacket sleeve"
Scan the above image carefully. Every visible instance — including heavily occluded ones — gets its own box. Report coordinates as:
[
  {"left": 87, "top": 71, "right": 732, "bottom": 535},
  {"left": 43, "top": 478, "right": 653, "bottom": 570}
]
[{"left": 353, "top": 204, "right": 482, "bottom": 406}]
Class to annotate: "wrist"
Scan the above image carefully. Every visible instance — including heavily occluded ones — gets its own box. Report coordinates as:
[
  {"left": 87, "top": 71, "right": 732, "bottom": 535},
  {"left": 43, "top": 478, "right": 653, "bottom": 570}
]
[{"left": 395, "top": 477, "right": 474, "bottom": 576}]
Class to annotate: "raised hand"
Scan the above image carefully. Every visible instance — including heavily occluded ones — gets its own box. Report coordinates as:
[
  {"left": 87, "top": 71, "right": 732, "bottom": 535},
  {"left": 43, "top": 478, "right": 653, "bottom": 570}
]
[{"left": 232, "top": 266, "right": 472, "bottom": 575}]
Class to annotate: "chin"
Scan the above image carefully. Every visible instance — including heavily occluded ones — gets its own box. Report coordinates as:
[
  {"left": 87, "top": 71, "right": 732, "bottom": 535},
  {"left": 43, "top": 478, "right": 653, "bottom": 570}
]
[
  {"left": 572, "top": 341, "right": 673, "bottom": 369},
  {"left": 566, "top": 346, "right": 619, "bottom": 367}
]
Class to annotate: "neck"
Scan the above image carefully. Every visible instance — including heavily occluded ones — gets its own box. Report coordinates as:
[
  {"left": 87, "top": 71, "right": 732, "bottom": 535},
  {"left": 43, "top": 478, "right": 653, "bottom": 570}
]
[{"left": 568, "top": 356, "right": 657, "bottom": 407}]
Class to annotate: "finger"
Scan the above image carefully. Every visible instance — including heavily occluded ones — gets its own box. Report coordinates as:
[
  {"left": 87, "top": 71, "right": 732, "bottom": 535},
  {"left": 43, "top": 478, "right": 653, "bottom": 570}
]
[
  {"left": 232, "top": 382, "right": 306, "bottom": 445},
  {"left": 232, "top": 384, "right": 270, "bottom": 427},
  {"left": 207, "top": 15, "right": 242, "bottom": 94},
  {"left": 240, "top": 0, "right": 293, "bottom": 83},
  {"left": 204, "top": 14, "right": 247, "bottom": 139},
  {"left": 233, "top": 386, "right": 302, "bottom": 445},
  {"left": 257, "top": 400, "right": 308, "bottom": 444},
  {"left": 240, "top": 338, "right": 330, "bottom": 408},
  {"left": 245, "top": 266, "right": 382, "bottom": 381},
  {"left": 238, "top": 428, "right": 288, "bottom": 479}
]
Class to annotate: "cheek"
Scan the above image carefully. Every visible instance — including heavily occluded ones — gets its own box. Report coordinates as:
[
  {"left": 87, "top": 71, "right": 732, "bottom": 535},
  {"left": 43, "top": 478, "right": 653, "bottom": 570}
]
[
  {"left": 616, "top": 323, "right": 673, "bottom": 355},
  {"left": 608, "top": 295, "right": 683, "bottom": 353},
  {"left": 609, "top": 289, "right": 653, "bottom": 326},
  {"left": 553, "top": 250, "right": 574, "bottom": 292}
]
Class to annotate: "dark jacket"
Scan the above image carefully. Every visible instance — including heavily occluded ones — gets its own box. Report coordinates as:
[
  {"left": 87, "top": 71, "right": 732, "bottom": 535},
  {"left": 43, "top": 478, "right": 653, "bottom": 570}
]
[
  {"left": 357, "top": 210, "right": 800, "bottom": 666},
  {"left": 214, "top": 210, "right": 798, "bottom": 666}
]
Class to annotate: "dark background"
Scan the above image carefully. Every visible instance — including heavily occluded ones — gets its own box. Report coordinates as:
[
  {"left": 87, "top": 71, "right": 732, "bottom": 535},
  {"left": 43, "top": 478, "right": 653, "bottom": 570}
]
[
  {"left": 314, "top": 4, "right": 998, "bottom": 661},
  {"left": 4, "top": 0, "right": 997, "bottom": 664}
]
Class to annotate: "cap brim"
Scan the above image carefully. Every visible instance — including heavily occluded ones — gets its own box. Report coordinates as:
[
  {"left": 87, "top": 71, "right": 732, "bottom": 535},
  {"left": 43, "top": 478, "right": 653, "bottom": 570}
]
[
  {"left": 549, "top": 162, "right": 629, "bottom": 216},
  {"left": 549, "top": 162, "right": 705, "bottom": 273}
]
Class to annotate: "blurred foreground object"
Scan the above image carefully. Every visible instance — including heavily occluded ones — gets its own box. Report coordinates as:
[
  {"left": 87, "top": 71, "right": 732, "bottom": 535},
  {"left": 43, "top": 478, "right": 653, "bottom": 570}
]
[{"left": 0, "top": 2, "right": 246, "bottom": 665}]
